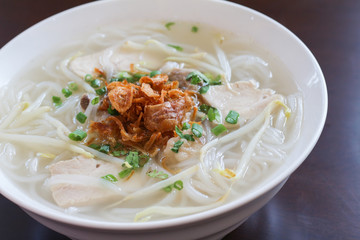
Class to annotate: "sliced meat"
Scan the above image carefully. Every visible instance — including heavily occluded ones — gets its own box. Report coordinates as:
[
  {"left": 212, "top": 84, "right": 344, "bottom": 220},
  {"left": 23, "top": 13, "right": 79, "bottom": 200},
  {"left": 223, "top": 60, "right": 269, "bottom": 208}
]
[
  {"left": 48, "top": 156, "right": 122, "bottom": 207},
  {"left": 168, "top": 68, "right": 198, "bottom": 91},
  {"left": 144, "top": 96, "right": 194, "bottom": 132},
  {"left": 202, "top": 81, "right": 282, "bottom": 121},
  {"left": 162, "top": 128, "right": 206, "bottom": 165}
]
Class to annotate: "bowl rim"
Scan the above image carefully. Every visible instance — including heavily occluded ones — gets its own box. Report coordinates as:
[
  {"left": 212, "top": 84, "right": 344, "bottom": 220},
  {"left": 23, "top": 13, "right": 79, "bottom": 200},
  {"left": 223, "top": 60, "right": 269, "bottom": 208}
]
[{"left": 0, "top": 0, "right": 328, "bottom": 231}]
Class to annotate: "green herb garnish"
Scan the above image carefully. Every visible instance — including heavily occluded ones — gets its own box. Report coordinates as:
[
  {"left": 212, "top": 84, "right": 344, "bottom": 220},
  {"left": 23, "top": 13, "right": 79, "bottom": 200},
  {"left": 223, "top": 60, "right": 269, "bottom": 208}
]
[
  {"left": 68, "top": 82, "right": 78, "bottom": 91},
  {"left": 118, "top": 168, "right": 133, "bottom": 179},
  {"left": 91, "top": 96, "right": 100, "bottom": 105},
  {"left": 107, "top": 104, "right": 119, "bottom": 116},
  {"left": 150, "top": 70, "right": 161, "bottom": 77},
  {"left": 225, "top": 110, "right": 240, "bottom": 124},
  {"left": 199, "top": 85, "right": 210, "bottom": 94},
  {"left": 167, "top": 44, "right": 183, "bottom": 51},
  {"left": 52, "top": 96, "right": 62, "bottom": 108},
  {"left": 101, "top": 174, "right": 118, "bottom": 183},
  {"left": 171, "top": 140, "right": 184, "bottom": 153},
  {"left": 147, "top": 170, "right": 169, "bottom": 180},
  {"left": 88, "top": 143, "right": 101, "bottom": 150},
  {"left": 211, "top": 124, "right": 227, "bottom": 136},
  {"left": 182, "top": 122, "right": 191, "bottom": 130},
  {"left": 207, "top": 107, "right": 221, "bottom": 122},
  {"left": 68, "top": 129, "right": 87, "bottom": 141},
  {"left": 62, "top": 88, "right": 72, "bottom": 98},
  {"left": 90, "top": 79, "right": 101, "bottom": 88},
  {"left": 186, "top": 71, "right": 210, "bottom": 85},
  {"left": 95, "top": 87, "right": 107, "bottom": 95},
  {"left": 99, "top": 144, "right": 110, "bottom": 154},
  {"left": 191, "top": 123, "right": 203, "bottom": 138},
  {"left": 76, "top": 112, "right": 87, "bottom": 124},
  {"left": 191, "top": 26, "right": 198, "bottom": 33},
  {"left": 163, "top": 180, "right": 184, "bottom": 192},
  {"left": 84, "top": 74, "right": 93, "bottom": 82},
  {"left": 175, "top": 126, "right": 194, "bottom": 141},
  {"left": 165, "top": 22, "right": 175, "bottom": 30}
]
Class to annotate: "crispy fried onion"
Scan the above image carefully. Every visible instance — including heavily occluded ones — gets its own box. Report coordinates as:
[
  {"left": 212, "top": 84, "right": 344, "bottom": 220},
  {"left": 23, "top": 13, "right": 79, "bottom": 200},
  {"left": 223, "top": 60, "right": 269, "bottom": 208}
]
[{"left": 89, "top": 74, "right": 194, "bottom": 156}]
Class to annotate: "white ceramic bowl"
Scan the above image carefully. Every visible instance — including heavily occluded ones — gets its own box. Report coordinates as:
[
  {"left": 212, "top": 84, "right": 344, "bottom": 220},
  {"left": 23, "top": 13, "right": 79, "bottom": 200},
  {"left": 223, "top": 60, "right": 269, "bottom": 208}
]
[{"left": 0, "top": 0, "right": 327, "bottom": 239}]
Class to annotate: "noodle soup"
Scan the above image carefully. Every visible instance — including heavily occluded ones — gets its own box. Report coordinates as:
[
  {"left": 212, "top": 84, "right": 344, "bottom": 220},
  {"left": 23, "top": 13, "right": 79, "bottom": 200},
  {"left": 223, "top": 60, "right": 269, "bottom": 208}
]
[{"left": 0, "top": 21, "right": 302, "bottom": 222}]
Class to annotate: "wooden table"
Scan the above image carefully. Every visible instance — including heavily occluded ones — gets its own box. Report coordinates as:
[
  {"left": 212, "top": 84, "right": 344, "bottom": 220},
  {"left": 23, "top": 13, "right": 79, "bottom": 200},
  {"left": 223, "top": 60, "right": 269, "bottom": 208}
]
[{"left": 0, "top": 0, "right": 359, "bottom": 239}]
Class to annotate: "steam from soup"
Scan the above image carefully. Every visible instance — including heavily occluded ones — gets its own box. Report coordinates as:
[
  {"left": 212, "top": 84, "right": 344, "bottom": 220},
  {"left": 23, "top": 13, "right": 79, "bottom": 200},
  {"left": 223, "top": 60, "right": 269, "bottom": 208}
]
[{"left": 0, "top": 22, "right": 302, "bottom": 222}]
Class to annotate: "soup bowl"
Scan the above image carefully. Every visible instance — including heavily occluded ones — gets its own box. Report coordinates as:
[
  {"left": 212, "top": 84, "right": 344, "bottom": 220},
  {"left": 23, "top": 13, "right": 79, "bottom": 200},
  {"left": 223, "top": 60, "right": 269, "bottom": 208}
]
[{"left": 0, "top": 0, "right": 327, "bottom": 239}]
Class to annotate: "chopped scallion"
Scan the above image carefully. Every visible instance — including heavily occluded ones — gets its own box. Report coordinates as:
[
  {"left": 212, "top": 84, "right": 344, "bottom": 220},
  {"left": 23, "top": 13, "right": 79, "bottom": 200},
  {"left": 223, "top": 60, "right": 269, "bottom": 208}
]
[
  {"left": 191, "top": 26, "right": 199, "bottom": 33},
  {"left": 211, "top": 124, "right": 227, "bottom": 136},
  {"left": 68, "top": 129, "right": 87, "bottom": 141},
  {"left": 107, "top": 104, "right": 119, "bottom": 116},
  {"left": 84, "top": 74, "right": 93, "bottom": 82},
  {"left": 95, "top": 87, "right": 107, "bottom": 95},
  {"left": 62, "top": 88, "right": 72, "bottom": 98},
  {"left": 90, "top": 79, "right": 101, "bottom": 88},
  {"left": 91, "top": 96, "right": 100, "bottom": 105},
  {"left": 171, "top": 140, "right": 184, "bottom": 153},
  {"left": 165, "top": 22, "right": 175, "bottom": 30},
  {"left": 68, "top": 82, "right": 79, "bottom": 91},
  {"left": 225, "top": 110, "right": 240, "bottom": 124},
  {"left": 199, "top": 85, "right": 210, "bottom": 94},
  {"left": 101, "top": 174, "right": 118, "bottom": 183},
  {"left": 99, "top": 144, "right": 110, "bottom": 154},
  {"left": 182, "top": 122, "right": 191, "bottom": 130},
  {"left": 207, "top": 107, "right": 221, "bottom": 122},
  {"left": 150, "top": 70, "right": 161, "bottom": 77},
  {"left": 76, "top": 112, "right": 87, "bottom": 124},
  {"left": 118, "top": 168, "right": 133, "bottom": 179},
  {"left": 173, "top": 180, "right": 184, "bottom": 190},
  {"left": 52, "top": 96, "right": 62, "bottom": 108},
  {"left": 147, "top": 170, "right": 169, "bottom": 179},
  {"left": 88, "top": 143, "right": 101, "bottom": 150},
  {"left": 167, "top": 44, "right": 183, "bottom": 51},
  {"left": 191, "top": 123, "right": 203, "bottom": 138}
]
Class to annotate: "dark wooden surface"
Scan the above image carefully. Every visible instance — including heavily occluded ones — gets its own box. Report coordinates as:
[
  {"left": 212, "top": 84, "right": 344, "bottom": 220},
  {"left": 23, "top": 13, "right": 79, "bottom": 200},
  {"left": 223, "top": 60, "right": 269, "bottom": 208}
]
[{"left": 0, "top": 0, "right": 359, "bottom": 239}]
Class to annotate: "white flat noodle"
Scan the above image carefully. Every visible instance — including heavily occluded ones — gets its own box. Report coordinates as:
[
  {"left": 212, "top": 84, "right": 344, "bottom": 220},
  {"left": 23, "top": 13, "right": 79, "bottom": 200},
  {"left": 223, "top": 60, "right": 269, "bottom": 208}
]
[
  {"left": 69, "top": 43, "right": 166, "bottom": 79},
  {"left": 202, "top": 81, "right": 282, "bottom": 121},
  {"left": 48, "top": 156, "right": 122, "bottom": 207}
]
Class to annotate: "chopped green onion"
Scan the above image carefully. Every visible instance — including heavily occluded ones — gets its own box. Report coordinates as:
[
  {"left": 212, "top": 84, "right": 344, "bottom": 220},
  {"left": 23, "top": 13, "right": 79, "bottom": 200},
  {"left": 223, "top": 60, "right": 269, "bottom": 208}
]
[
  {"left": 191, "top": 123, "right": 203, "bottom": 138},
  {"left": 88, "top": 143, "right": 101, "bottom": 150},
  {"left": 199, "top": 104, "right": 210, "bottom": 113},
  {"left": 173, "top": 180, "right": 184, "bottom": 190},
  {"left": 107, "top": 104, "right": 119, "bottom": 116},
  {"left": 95, "top": 87, "right": 107, "bottom": 95},
  {"left": 147, "top": 170, "right": 169, "bottom": 179},
  {"left": 113, "top": 150, "right": 127, "bottom": 157},
  {"left": 90, "top": 79, "right": 101, "bottom": 88},
  {"left": 182, "top": 122, "right": 191, "bottom": 130},
  {"left": 167, "top": 44, "right": 183, "bottom": 51},
  {"left": 199, "top": 85, "right": 210, "bottom": 94},
  {"left": 124, "top": 151, "right": 140, "bottom": 169},
  {"left": 52, "top": 96, "right": 62, "bottom": 108},
  {"left": 84, "top": 74, "right": 93, "bottom": 82},
  {"left": 165, "top": 22, "right": 175, "bottom": 30},
  {"left": 171, "top": 140, "right": 184, "bottom": 153},
  {"left": 207, "top": 107, "right": 221, "bottom": 122},
  {"left": 101, "top": 174, "right": 118, "bottom": 183},
  {"left": 186, "top": 71, "right": 210, "bottom": 85},
  {"left": 115, "top": 72, "right": 134, "bottom": 82},
  {"left": 191, "top": 26, "right": 198, "bottom": 33},
  {"left": 133, "top": 73, "right": 147, "bottom": 81},
  {"left": 68, "top": 82, "right": 78, "bottom": 91},
  {"left": 150, "top": 70, "right": 161, "bottom": 77},
  {"left": 211, "top": 124, "right": 227, "bottom": 136},
  {"left": 76, "top": 112, "right": 87, "bottom": 124},
  {"left": 99, "top": 144, "right": 110, "bottom": 154},
  {"left": 210, "top": 75, "right": 222, "bottom": 85},
  {"left": 62, "top": 88, "right": 72, "bottom": 98},
  {"left": 175, "top": 126, "right": 194, "bottom": 141},
  {"left": 91, "top": 96, "right": 100, "bottom": 105},
  {"left": 163, "top": 185, "right": 173, "bottom": 192},
  {"left": 225, "top": 110, "right": 240, "bottom": 124},
  {"left": 118, "top": 168, "right": 133, "bottom": 179},
  {"left": 68, "top": 129, "right": 87, "bottom": 141}
]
